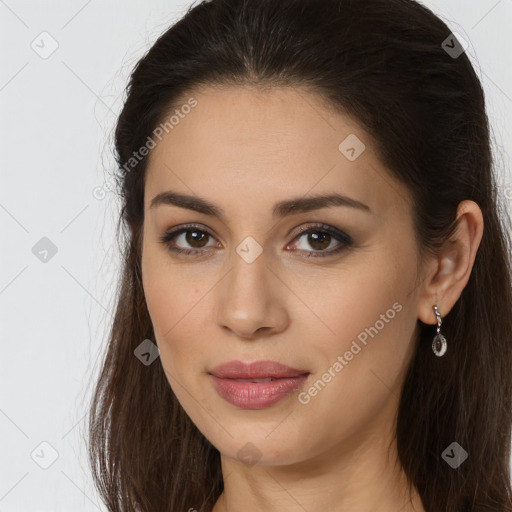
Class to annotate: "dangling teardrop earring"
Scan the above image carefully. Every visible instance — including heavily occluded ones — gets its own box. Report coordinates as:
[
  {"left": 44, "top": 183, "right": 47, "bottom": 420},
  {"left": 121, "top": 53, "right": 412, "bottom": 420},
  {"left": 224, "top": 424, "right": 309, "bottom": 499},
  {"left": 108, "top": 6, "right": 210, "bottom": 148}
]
[{"left": 432, "top": 305, "right": 447, "bottom": 357}]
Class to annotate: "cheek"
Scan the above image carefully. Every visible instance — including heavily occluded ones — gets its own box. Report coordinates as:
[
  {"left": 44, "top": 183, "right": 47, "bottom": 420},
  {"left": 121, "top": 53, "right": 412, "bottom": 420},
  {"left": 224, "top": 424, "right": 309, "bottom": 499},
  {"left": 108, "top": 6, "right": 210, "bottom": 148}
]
[
  {"left": 294, "top": 252, "right": 418, "bottom": 436},
  {"left": 141, "top": 253, "right": 215, "bottom": 374},
  {"left": 294, "top": 255, "right": 409, "bottom": 356},
  {"left": 143, "top": 275, "right": 211, "bottom": 412}
]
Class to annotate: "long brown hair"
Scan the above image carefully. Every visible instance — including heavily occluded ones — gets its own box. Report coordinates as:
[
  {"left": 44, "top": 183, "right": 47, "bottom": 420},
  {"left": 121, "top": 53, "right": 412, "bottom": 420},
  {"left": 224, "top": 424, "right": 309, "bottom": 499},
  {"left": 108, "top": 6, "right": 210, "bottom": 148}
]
[{"left": 87, "top": 1, "right": 512, "bottom": 510}]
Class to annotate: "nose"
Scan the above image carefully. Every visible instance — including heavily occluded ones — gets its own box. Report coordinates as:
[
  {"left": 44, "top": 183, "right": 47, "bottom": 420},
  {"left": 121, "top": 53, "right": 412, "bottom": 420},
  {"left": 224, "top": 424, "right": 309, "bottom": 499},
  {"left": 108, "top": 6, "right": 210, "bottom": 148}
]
[{"left": 215, "top": 252, "right": 289, "bottom": 340}]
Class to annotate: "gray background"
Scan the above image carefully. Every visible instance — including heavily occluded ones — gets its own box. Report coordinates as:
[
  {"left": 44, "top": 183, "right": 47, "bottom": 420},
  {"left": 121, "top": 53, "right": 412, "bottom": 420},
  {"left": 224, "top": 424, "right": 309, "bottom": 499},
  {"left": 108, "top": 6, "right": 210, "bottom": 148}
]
[{"left": 1, "top": 0, "right": 511, "bottom": 510}]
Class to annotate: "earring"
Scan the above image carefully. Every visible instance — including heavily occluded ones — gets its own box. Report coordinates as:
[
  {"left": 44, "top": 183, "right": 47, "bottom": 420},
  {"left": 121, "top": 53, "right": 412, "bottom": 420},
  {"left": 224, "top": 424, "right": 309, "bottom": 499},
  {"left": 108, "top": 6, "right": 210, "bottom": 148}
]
[{"left": 432, "top": 305, "right": 447, "bottom": 357}]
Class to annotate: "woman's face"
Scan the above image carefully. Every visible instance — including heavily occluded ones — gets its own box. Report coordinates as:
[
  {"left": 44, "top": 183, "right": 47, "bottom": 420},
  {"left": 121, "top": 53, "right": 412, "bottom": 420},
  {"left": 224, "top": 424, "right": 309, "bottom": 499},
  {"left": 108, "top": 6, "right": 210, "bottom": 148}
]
[{"left": 141, "top": 85, "right": 427, "bottom": 467}]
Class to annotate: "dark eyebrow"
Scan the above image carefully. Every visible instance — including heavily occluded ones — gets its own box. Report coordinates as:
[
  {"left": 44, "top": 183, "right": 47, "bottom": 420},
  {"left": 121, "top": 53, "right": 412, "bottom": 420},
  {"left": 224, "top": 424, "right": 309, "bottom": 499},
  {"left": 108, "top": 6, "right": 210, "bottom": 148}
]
[{"left": 149, "top": 190, "right": 371, "bottom": 218}]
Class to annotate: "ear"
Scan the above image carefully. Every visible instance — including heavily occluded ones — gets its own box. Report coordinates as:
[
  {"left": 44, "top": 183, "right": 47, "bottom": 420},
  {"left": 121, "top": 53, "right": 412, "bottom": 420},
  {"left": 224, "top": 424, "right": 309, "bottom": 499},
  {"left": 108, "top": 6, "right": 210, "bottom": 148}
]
[{"left": 417, "top": 200, "right": 484, "bottom": 325}]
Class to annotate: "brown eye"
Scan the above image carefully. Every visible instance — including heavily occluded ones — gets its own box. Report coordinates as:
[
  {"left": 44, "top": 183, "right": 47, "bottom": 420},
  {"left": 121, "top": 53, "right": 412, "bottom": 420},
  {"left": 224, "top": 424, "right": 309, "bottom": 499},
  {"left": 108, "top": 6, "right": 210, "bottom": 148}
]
[
  {"left": 288, "top": 224, "right": 352, "bottom": 257},
  {"left": 303, "top": 231, "right": 332, "bottom": 251},
  {"left": 160, "top": 225, "right": 218, "bottom": 255},
  {"left": 183, "top": 229, "right": 210, "bottom": 248}
]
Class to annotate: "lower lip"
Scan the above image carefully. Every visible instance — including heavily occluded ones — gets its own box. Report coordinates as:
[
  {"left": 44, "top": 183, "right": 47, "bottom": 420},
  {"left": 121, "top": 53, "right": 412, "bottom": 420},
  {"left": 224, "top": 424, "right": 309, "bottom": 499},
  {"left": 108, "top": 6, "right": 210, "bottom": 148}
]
[{"left": 210, "top": 374, "right": 309, "bottom": 409}]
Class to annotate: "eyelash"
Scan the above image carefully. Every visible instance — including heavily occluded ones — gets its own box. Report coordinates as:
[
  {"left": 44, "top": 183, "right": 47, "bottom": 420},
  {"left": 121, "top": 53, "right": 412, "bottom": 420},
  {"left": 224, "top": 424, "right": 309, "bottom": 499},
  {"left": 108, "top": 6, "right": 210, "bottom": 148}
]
[{"left": 159, "top": 223, "right": 353, "bottom": 258}]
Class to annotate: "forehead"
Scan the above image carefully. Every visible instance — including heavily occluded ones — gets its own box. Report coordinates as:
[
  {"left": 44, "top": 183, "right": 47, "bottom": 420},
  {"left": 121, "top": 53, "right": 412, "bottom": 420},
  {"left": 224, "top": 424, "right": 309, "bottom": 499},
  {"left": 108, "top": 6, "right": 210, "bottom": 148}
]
[{"left": 144, "top": 85, "right": 412, "bottom": 219}]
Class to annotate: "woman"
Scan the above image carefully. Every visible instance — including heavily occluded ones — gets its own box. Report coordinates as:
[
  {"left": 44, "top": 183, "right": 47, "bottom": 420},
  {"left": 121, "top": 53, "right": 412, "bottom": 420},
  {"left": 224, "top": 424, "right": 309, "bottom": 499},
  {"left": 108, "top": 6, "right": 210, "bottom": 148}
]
[{"left": 88, "top": 0, "right": 512, "bottom": 511}]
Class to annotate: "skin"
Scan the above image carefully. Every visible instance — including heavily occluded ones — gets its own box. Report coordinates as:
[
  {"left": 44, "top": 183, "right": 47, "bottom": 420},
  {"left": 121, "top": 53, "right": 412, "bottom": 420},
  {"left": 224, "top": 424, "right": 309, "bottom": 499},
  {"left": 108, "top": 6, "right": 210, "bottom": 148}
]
[{"left": 140, "top": 85, "right": 484, "bottom": 512}]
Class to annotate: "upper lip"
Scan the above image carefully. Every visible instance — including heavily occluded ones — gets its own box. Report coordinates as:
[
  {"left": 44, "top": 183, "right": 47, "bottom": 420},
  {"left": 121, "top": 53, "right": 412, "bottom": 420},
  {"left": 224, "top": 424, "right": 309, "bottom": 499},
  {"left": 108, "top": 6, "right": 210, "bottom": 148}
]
[{"left": 209, "top": 360, "right": 310, "bottom": 379}]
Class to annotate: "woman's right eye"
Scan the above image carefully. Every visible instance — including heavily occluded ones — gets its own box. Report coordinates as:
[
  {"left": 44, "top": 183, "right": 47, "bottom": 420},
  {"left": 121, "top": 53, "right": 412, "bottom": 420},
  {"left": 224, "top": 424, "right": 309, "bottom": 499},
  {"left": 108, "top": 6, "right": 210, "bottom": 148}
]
[{"left": 159, "top": 225, "right": 219, "bottom": 256}]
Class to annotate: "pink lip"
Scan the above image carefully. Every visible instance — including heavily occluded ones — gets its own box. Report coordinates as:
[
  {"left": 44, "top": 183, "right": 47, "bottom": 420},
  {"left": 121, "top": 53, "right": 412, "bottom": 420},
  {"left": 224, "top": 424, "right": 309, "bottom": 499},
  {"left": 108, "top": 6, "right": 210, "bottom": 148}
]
[
  {"left": 209, "top": 360, "right": 309, "bottom": 379},
  {"left": 208, "top": 360, "right": 310, "bottom": 409}
]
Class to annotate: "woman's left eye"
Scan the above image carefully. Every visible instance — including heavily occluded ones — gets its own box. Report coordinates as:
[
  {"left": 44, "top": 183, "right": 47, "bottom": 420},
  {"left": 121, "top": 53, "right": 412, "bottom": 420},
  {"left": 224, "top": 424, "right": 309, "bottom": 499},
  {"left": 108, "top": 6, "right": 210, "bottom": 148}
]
[
  {"left": 159, "top": 223, "right": 352, "bottom": 257},
  {"left": 288, "top": 225, "right": 352, "bottom": 257}
]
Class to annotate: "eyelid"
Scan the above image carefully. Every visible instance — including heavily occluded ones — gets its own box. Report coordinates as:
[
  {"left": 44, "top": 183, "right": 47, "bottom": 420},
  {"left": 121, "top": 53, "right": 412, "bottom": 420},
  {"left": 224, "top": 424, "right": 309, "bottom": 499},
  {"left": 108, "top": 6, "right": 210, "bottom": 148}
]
[{"left": 289, "top": 223, "right": 351, "bottom": 243}]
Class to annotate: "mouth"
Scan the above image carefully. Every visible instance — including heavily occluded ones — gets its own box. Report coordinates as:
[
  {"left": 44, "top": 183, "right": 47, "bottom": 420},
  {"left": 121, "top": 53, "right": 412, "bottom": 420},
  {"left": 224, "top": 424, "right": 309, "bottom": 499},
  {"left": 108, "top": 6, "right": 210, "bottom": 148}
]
[{"left": 208, "top": 360, "right": 310, "bottom": 409}]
